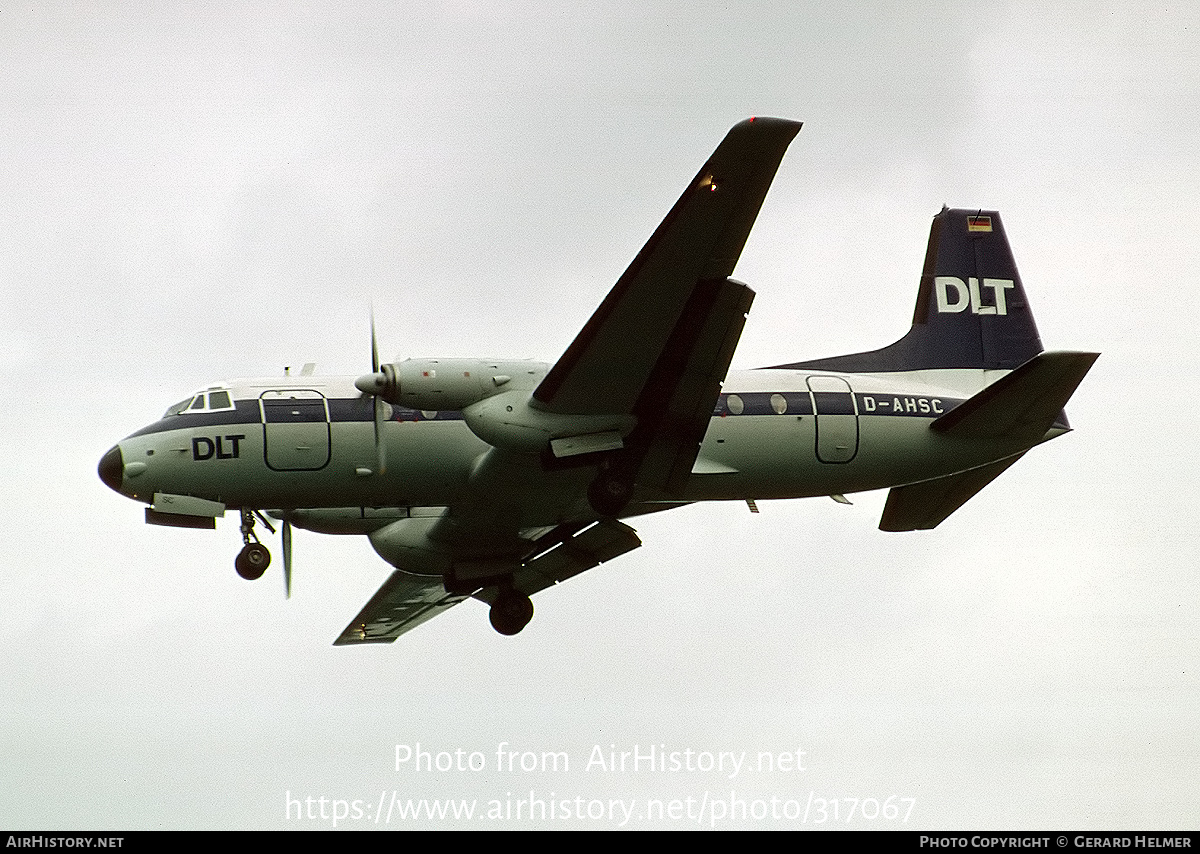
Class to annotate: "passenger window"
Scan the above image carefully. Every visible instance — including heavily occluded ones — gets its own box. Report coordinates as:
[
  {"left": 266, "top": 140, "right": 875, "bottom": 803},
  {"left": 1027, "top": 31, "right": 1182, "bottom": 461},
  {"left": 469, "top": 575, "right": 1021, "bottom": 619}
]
[
  {"left": 770, "top": 393, "right": 788, "bottom": 415},
  {"left": 726, "top": 394, "right": 744, "bottom": 415}
]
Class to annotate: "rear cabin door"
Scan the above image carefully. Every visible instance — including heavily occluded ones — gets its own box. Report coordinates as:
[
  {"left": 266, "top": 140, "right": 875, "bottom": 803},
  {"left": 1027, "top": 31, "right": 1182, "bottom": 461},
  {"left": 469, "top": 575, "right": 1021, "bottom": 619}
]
[
  {"left": 806, "top": 375, "right": 858, "bottom": 463},
  {"left": 260, "top": 390, "right": 331, "bottom": 471}
]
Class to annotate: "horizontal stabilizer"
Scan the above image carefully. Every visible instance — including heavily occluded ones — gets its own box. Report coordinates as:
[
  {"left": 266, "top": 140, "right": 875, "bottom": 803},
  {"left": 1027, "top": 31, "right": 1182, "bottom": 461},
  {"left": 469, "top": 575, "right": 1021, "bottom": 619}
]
[
  {"left": 932, "top": 351, "right": 1099, "bottom": 445},
  {"left": 879, "top": 453, "right": 1025, "bottom": 532}
]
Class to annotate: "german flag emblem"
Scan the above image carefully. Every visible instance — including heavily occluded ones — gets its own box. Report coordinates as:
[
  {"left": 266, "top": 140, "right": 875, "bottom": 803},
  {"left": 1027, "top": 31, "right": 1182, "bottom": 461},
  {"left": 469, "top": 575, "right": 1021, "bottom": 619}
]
[{"left": 967, "top": 215, "right": 992, "bottom": 233}]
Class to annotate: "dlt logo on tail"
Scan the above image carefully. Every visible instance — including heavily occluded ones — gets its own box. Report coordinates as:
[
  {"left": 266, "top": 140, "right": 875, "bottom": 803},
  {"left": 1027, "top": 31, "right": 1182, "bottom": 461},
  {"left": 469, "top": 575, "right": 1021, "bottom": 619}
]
[{"left": 935, "top": 277, "right": 1015, "bottom": 315}]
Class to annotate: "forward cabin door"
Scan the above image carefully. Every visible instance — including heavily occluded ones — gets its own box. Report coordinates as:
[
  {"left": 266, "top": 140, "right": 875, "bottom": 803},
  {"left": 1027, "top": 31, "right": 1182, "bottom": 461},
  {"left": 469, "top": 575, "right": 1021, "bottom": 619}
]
[{"left": 260, "top": 389, "right": 331, "bottom": 471}]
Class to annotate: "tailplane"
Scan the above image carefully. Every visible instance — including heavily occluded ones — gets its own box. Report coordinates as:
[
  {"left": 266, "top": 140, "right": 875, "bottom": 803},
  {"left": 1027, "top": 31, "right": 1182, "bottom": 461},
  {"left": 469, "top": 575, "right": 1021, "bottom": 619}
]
[
  {"left": 877, "top": 350, "right": 1099, "bottom": 531},
  {"left": 775, "top": 208, "right": 1044, "bottom": 372}
]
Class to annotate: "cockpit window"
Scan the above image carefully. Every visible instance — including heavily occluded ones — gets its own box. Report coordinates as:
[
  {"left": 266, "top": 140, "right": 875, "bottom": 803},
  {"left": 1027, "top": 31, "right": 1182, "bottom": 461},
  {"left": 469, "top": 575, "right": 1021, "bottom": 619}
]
[
  {"left": 163, "top": 389, "right": 235, "bottom": 417},
  {"left": 164, "top": 397, "right": 194, "bottom": 417}
]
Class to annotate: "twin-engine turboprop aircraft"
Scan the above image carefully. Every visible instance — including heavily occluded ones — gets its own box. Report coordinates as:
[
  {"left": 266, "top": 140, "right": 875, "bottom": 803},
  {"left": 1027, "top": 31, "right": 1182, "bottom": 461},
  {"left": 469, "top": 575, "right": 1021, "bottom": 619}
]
[{"left": 98, "top": 118, "right": 1097, "bottom": 643}]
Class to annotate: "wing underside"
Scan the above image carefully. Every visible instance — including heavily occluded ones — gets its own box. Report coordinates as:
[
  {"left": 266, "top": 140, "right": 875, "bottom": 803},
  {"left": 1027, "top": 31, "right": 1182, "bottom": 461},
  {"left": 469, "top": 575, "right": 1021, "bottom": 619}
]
[
  {"left": 334, "top": 519, "right": 641, "bottom": 644},
  {"left": 334, "top": 571, "right": 468, "bottom": 645}
]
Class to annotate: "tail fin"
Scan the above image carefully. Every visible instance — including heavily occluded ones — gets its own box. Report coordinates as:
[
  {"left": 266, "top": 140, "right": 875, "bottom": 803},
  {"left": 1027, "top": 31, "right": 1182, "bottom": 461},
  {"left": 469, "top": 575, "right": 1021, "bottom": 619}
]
[{"left": 776, "top": 208, "right": 1044, "bottom": 372}]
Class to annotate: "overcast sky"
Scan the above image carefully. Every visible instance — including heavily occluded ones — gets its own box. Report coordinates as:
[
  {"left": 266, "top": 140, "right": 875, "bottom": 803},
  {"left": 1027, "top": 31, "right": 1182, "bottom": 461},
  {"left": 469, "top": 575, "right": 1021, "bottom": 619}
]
[{"left": 2, "top": 1, "right": 1198, "bottom": 829}]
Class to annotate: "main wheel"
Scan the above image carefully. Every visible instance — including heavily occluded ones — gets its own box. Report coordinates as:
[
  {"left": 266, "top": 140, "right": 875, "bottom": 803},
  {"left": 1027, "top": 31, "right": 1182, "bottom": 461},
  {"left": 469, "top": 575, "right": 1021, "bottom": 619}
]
[
  {"left": 587, "top": 475, "right": 632, "bottom": 517},
  {"left": 489, "top": 590, "right": 534, "bottom": 636},
  {"left": 235, "top": 543, "right": 271, "bottom": 580}
]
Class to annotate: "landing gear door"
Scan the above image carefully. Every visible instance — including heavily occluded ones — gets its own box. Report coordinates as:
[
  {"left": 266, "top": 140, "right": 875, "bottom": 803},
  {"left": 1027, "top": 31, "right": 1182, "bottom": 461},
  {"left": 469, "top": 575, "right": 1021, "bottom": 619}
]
[
  {"left": 807, "top": 375, "right": 858, "bottom": 463},
  {"left": 260, "top": 390, "right": 331, "bottom": 471}
]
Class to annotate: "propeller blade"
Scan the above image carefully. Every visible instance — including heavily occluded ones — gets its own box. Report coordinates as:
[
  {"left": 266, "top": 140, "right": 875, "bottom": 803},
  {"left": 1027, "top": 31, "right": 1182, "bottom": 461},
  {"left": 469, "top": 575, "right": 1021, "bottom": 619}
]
[
  {"left": 370, "top": 304, "right": 380, "bottom": 373},
  {"left": 363, "top": 307, "right": 389, "bottom": 476},
  {"left": 374, "top": 396, "right": 388, "bottom": 475},
  {"left": 282, "top": 519, "right": 293, "bottom": 598}
]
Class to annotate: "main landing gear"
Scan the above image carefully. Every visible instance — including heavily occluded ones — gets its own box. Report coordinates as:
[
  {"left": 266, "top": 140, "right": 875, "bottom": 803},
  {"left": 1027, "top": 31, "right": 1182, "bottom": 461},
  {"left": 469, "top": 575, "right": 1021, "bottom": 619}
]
[
  {"left": 587, "top": 458, "right": 633, "bottom": 517},
  {"left": 235, "top": 508, "right": 272, "bottom": 580},
  {"left": 489, "top": 586, "right": 534, "bottom": 636}
]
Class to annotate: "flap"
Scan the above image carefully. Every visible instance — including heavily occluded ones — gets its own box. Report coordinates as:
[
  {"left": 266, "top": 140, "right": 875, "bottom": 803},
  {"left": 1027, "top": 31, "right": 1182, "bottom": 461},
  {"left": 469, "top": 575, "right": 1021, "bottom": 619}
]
[{"left": 474, "top": 518, "right": 642, "bottom": 603}]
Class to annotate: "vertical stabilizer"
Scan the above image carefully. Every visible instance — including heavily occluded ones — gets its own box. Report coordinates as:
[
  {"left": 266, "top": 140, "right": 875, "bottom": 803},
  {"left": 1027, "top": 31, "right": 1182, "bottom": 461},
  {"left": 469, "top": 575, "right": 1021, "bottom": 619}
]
[{"left": 774, "top": 208, "right": 1044, "bottom": 372}]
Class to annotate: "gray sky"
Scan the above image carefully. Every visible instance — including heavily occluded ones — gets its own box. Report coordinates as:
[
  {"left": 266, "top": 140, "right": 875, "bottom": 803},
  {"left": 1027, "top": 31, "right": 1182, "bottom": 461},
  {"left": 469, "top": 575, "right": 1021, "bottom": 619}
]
[{"left": 2, "top": 1, "right": 1197, "bottom": 829}]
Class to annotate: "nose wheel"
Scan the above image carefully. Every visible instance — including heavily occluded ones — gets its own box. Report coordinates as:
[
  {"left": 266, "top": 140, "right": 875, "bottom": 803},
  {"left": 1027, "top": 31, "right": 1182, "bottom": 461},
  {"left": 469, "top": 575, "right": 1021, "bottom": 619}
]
[
  {"left": 235, "top": 542, "right": 271, "bottom": 580},
  {"left": 235, "top": 508, "right": 272, "bottom": 580}
]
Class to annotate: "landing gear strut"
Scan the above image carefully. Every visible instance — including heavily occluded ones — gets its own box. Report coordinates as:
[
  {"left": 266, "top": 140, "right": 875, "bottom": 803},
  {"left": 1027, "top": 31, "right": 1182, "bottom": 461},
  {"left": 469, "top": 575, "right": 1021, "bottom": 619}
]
[
  {"left": 489, "top": 587, "right": 534, "bottom": 636},
  {"left": 235, "top": 508, "right": 272, "bottom": 580}
]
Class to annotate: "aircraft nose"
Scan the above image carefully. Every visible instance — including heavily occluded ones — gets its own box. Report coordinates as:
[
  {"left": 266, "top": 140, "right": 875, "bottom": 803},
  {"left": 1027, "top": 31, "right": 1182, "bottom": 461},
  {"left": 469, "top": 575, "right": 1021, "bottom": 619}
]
[{"left": 98, "top": 445, "right": 124, "bottom": 493}]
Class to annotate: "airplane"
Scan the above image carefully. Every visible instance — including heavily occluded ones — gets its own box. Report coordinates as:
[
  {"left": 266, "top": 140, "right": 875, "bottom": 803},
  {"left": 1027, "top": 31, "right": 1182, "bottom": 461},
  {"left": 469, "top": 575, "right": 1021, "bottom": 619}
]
[{"left": 98, "top": 117, "right": 1098, "bottom": 644}]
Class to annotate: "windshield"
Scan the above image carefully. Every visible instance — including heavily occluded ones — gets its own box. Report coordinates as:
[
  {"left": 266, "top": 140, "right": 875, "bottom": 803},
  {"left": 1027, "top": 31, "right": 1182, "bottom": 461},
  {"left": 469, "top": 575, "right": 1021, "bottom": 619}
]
[
  {"left": 163, "top": 397, "right": 196, "bottom": 417},
  {"left": 163, "top": 388, "right": 235, "bottom": 417}
]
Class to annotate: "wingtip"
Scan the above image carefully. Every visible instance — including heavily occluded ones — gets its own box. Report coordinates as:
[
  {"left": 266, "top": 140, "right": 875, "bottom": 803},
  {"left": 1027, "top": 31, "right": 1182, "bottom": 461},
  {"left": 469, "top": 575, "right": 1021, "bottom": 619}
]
[
  {"left": 738, "top": 116, "right": 803, "bottom": 133},
  {"left": 720, "top": 117, "right": 803, "bottom": 158}
]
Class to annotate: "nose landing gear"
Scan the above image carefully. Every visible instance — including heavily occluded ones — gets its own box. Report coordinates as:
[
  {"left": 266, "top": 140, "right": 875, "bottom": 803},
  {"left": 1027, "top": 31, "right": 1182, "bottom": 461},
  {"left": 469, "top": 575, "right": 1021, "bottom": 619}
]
[
  {"left": 235, "top": 508, "right": 272, "bottom": 580},
  {"left": 235, "top": 542, "right": 271, "bottom": 580}
]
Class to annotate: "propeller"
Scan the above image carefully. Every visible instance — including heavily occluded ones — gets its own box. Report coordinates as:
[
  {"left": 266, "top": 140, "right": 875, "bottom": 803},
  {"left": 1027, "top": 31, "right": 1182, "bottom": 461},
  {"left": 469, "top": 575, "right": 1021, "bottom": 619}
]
[
  {"left": 254, "top": 509, "right": 294, "bottom": 599},
  {"left": 282, "top": 518, "right": 293, "bottom": 598},
  {"left": 354, "top": 307, "right": 396, "bottom": 476}
]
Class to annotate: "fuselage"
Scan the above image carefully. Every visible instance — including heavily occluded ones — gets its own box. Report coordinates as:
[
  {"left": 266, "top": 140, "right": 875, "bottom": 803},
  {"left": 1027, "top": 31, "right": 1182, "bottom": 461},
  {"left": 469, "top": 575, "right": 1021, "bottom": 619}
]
[{"left": 100, "top": 363, "right": 1057, "bottom": 534}]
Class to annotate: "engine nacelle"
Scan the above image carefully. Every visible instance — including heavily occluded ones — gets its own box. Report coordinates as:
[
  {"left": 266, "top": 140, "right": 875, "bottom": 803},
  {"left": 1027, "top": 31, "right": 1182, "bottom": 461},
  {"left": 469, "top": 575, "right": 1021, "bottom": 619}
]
[
  {"left": 463, "top": 389, "right": 635, "bottom": 455},
  {"left": 356, "top": 358, "right": 546, "bottom": 411}
]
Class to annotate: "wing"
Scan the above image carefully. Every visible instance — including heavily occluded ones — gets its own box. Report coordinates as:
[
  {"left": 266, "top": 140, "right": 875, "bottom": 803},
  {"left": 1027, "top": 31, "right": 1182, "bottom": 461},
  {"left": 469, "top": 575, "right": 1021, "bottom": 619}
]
[
  {"left": 536, "top": 117, "right": 801, "bottom": 496},
  {"left": 533, "top": 117, "right": 801, "bottom": 416}
]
